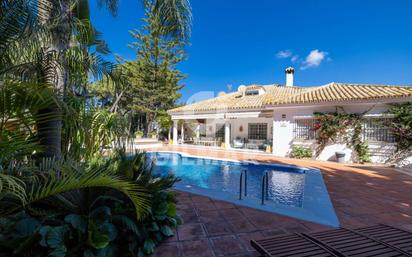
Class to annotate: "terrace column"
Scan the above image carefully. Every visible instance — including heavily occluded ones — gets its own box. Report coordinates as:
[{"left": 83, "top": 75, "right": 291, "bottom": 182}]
[
  {"left": 196, "top": 124, "right": 200, "bottom": 139},
  {"left": 172, "top": 120, "right": 178, "bottom": 145},
  {"left": 272, "top": 114, "right": 276, "bottom": 154},
  {"left": 180, "top": 122, "right": 185, "bottom": 144},
  {"left": 225, "top": 121, "right": 231, "bottom": 148}
]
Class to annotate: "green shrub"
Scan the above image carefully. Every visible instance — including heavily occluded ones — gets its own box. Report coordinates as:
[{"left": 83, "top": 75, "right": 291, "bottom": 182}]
[
  {"left": 0, "top": 152, "right": 181, "bottom": 257},
  {"left": 290, "top": 146, "right": 313, "bottom": 159},
  {"left": 148, "top": 131, "right": 157, "bottom": 138}
]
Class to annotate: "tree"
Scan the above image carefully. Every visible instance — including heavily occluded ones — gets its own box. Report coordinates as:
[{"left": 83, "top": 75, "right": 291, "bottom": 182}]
[
  {"left": 157, "top": 111, "right": 173, "bottom": 140},
  {"left": 1, "top": 0, "right": 192, "bottom": 159},
  {"left": 119, "top": 2, "right": 186, "bottom": 135}
]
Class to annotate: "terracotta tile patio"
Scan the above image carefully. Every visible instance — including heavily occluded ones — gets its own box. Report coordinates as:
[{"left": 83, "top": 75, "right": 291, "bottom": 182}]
[{"left": 152, "top": 145, "right": 412, "bottom": 257}]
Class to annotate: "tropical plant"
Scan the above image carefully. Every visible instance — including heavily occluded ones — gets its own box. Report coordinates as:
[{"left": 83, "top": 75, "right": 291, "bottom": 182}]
[
  {"left": 1, "top": 0, "right": 190, "bottom": 255},
  {"left": 0, "top": 156, "right": 152, "bottom": 256},
  {"left": 1, "top": 0, "right": 119, "bottom": 159},
  {"left": 103, "top": 150, "right": 181, "bottom": 256},
  {"left": 1, "top": 0, "right": 192, "bottom": 159},
  {"left": 0, "top": 152, "right": 180, "bottom": 257}
]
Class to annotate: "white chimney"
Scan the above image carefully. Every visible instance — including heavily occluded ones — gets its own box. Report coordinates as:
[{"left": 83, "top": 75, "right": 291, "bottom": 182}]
[{"left": 285, "top": 67, "right": 294, "bottom": 87}]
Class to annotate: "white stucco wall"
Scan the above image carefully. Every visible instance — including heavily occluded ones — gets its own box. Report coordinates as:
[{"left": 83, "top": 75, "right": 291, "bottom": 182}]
[
  {"left": 272, "top": 103, "right": 395, "bottom": 163},
  {"left": 176, "top": 101, "right": 412, "bottom": 166}
]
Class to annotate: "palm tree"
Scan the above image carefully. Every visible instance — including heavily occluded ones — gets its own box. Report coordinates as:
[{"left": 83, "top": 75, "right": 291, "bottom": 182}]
[{"left": 1, "top": 0, "right": 192, "bottom": 159}]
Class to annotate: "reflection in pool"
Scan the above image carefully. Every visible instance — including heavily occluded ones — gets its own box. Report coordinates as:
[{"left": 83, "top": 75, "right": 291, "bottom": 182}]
[{"left": 148, "top": 152, "right": 305, "bottom": 207}]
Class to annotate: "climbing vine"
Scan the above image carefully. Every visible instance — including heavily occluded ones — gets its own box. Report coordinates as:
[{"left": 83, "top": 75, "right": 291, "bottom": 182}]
[
  {"left": 385, "top": 102, "right": 412, "bottom": 164},
  {"left": 312, "top": 107, "right": 371, "bottom": 163}
]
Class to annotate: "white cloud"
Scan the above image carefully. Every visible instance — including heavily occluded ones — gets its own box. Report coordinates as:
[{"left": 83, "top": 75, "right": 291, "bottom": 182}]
[
  {"left": 291, "top": 55, "right": 299, "bottom": 63},
  {"left": 276, "top": 50, "right": 293, "bottom": 59},
  {"left": 300, "top": 49, "right": 328, "bottom": 70}
]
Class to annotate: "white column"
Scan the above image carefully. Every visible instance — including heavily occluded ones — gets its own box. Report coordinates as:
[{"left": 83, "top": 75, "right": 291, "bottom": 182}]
[
  {"left": 272, "top": 112, "right": 276, "bottom": 154},
  {"left": 196, "top": 124, "right": 200, "bottom": 139},
  {"left": 224, "top": 121, "right": 231, "bottom": 148},
  {"left": 172, "top": 120, "right": 178, "bottom": 145},
  {"left": 180, "top": 122, "right": 185, "bottom": 144}
]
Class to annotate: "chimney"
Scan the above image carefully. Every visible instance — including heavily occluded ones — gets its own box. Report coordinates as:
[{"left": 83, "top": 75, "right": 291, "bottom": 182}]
[
  {"left": 285, "top": 67, "right": 294, "bottom": 87},
  {"left": 237, "top": 85, "right": 246, "bottom": 96}
]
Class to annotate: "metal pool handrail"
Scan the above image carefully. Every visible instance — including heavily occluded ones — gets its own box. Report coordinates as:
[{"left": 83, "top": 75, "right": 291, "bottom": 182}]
[
  {"left": 261, "top": 172, "right": 269, "bottom": 205},
  {"left": 239, "top": 169, "right": 247, "bottom": 200}
]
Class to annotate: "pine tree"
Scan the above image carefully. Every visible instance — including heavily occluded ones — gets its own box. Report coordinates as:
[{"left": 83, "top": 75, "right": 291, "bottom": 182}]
[{"left": 120, "top": 3, "right": 186, "bottom": 135}]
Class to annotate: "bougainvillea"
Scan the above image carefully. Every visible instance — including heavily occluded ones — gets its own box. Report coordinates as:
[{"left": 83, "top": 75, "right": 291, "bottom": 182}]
[
  {"left": 385, "top": 102, "right": 412, "bottom": 164},
  {"left": 313, "top": 108, "right": 371, "bottom": 163}
]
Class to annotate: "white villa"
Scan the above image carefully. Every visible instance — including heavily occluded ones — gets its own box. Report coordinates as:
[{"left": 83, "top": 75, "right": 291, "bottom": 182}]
[{"left": 168, "top": 68, "right": 412, "bottom": 164}]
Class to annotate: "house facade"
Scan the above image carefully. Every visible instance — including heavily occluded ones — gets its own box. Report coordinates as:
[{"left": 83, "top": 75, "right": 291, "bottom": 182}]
[{"left": 168, "top": 68, "right": 412, "bottom": 164}]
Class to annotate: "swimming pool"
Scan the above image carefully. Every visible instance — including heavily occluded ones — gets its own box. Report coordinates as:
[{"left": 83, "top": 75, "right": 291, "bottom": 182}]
[{"left": 147, "top": 151, "right": 339, "bottom": 227}]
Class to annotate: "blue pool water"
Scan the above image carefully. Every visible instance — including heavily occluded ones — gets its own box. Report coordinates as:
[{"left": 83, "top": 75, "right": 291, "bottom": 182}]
[
  {"left": 147, "top": 152, "right": 339, "bottom": 227},
  {"left": 148, "top": 152, "right": 305, "bottom": 207}
]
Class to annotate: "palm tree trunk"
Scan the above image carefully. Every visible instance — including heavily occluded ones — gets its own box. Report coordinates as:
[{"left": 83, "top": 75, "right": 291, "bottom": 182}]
[
  {"left": 36, "top": 0, "right": 71, "bottom": 159},
  {"left": 36, "top": 106, "right": 62, "bottom": 158}
]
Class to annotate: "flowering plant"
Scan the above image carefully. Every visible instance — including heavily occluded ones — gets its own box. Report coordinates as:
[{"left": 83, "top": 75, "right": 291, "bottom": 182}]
[{"left": 313, "top": 107, "right": 370, "bottom": 163}]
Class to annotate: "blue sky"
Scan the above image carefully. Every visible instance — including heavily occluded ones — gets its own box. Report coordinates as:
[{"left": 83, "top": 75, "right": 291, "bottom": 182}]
[{"left": 90, "top": 0, "right": 412, "bottom": 103}]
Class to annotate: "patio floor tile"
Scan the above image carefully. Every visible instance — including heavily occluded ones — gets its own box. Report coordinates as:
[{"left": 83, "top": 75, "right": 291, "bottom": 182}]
[
  {"left": 213, "top": 200, "right": 236, "bottom": 209},
  {"left": 210, "top": 235, "right": 245, "bottom": 256},
  {"left": 180, "top": 209, "right": 199, "bottom": 223},
  {"left": 228, "top": 218, "right": 257, "bottom": 233},
  {"left": 204, "top": 221, "right": 232, "bottom": 236},
  {"left": 181, "top": 239, "right": 214, "bottom": 257},
  {"left": 177, "top": 223, "right": 206, "bottom": 241},
  {"left": 153, "top": 243, "right": 180, "bottom": 257},
  {"left": 194, "top": 202, "right": 217, "bottom": 211},
  {"left": 219, "top": 208, "right": 245, "bottom": 221}
]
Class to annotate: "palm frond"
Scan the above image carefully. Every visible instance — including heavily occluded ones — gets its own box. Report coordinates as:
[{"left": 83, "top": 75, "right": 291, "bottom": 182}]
[
  {"left": 0, "top": 173, "right": 26, "bottom": 204},
  {"left": 27, "top": 164, "right": 151, "bottom": 220},
  {"left": 97, "top": 0, "right": 120, "bottom": 16},
  {"left": 151, "top": 0, "right": 192, "bottom": 40}
]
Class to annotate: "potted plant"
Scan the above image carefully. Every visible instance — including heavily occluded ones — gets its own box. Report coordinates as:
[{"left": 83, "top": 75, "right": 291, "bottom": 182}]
[
  {"left": 335, "top": 151, "right": 346, "bottom": 163},
  {"left": 149, "top": 131, "right": 157, "bottom": 139},
  {"left": 135, "top": 131, "right": 144, "bottom": 139}
]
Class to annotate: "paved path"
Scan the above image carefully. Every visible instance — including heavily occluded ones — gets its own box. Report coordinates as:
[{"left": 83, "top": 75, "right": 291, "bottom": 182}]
[{"left": 152, "top": 146, "right": 412, "bottom": 257}]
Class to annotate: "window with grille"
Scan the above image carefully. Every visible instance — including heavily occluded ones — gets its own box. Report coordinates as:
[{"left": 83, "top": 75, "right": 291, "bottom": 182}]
[
  {"left": 248, "top": 123, "right": 267, "bottom": 140},
  {"left": 215, "top": 124, "right": 225, "bottom": 139},
  {"left": 293, "top": 119, "right": 316, "bottom": 140},
  {"left": 362, "top": 118, "right": 395, "bottom": 142}
]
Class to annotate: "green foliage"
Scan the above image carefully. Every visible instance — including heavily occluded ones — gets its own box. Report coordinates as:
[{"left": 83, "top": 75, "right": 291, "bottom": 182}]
[
  {"left": 348, "top": 122, "right": 371, "bottom": 164},
  {"left": 114, "top": 2, "right": 186, "bottom": 134},
  {"left": 385, "top": 102, "right": 412, "bottom": 163},
  {"left": 135, "top": 130, "right": 144, "bottom": 138},
  {"left": 290, "top": 146, "right": 313, "bottom": 159},
  {"left": 0, "top": 152, "right": 180, "bottom": 257},
  {"left": 1, "top": 0, "right": 191, "bottom": 256},
  {"left": 63, "top": 102, "right": 129, "bottom": 160},
  {"left": 313, "top": 108, "right": 371, "bottom": 163}
]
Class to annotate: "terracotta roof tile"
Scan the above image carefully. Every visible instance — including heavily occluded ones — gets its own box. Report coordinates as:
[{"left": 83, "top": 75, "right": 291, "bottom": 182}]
[{"left": 168, "top": 83, "right": 412, "bottom": 113}]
